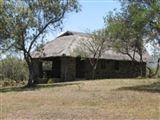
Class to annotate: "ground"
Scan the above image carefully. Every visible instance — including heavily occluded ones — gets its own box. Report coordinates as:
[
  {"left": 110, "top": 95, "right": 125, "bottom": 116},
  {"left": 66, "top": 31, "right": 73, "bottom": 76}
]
[{"left": 1, "top": 79, "right": 160, "bottom": 120}]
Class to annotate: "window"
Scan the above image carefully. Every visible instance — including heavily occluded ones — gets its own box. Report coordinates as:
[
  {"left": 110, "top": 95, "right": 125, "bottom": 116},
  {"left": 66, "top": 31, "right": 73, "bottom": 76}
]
[
  {"left": 114, "top": 61, "right": 120, "bottom": 71},
  {"left": 42, "top": 61, "right": 52, "bottom": 71}
]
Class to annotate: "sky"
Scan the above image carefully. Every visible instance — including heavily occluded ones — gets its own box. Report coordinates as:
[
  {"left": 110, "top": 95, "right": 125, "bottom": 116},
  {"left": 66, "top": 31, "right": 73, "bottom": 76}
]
[{"left": 46, "top": 0, "right": 121, "bottom": 41}]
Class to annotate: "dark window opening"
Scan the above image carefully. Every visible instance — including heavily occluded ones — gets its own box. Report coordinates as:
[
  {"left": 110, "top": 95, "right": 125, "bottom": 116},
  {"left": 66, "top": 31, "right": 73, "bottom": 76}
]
[
  {"left": 114, "top": 61, "right": 120, "bottom": 71},
  {"left": 43, "top": 61, "right": 52, "bottom": 71},
  {"left": 42, "top": 58, "right": 61, "bottom": 78},
  {"left": 42, "top": 61, "right": 52, "bottom": 78},
  {"left": 76, "top": 57, "right": 85, "bottom": 78}
]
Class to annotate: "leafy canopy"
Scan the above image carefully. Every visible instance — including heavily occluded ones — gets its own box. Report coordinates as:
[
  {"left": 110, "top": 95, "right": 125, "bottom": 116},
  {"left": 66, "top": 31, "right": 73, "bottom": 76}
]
[{"left": 0, "top": 0, "right": 80, "bottom": 54}]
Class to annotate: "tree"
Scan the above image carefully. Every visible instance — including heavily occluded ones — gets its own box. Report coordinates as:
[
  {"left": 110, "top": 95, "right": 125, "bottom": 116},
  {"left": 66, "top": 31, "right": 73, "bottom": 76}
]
[
  {"left": 120, "top": 0, "right": 160, "bottom": 38},
  {"left": 0, "top": 0, "right": 80, "bottom": 87},
  {"left": 105, "top": 0, "right": 160, "bottom": 77},
  {"left": 105, "top": 10, "right": 147, "bottom": 76},
  {"left": 74, "top": 30, "right": 108, "bottom": 79},
  {"left": 118, "top": 0, "right": 160, "bottom": 77},
  {"left": 106, "top": 13, "right": 138, "bottom": 61}
]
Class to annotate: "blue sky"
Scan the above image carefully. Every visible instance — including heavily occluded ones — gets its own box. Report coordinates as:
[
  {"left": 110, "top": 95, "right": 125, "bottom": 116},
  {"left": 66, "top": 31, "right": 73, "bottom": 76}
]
[{"left": 47, "top": 0, "right": 121, "bottom": 40}]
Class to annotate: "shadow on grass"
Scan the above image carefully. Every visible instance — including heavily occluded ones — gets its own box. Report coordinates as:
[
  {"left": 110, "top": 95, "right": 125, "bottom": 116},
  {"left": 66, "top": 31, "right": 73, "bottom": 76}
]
[
  {"left": 0, "top": 82, "right": 81, "bottom": 93},
  {"left": 117, "top": 81, "right": 160, "bottom": 93}
]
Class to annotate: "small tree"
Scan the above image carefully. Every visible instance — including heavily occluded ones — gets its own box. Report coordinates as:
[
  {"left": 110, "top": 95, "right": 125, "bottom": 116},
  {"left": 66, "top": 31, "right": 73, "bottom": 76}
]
[
  {"left": 105, "top": 4, "right": 150, "bottom": 77},
  {"left": 0, "top": 0, "right": 80, "bottom": 87},
  {"left": 74, "top": 30, "right": 108, "bottom": 79},
  {"left": 118, "top": 0, "right": 160, "bottom": 77}
]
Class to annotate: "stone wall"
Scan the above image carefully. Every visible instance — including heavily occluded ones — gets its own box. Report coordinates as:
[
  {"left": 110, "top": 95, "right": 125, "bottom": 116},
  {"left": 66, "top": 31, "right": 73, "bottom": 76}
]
[
  {"left": 94, "top": 60, "right": 146, "bottom": 79},
  {"left": 34, "top": 57, "right": 146, "bottom": 83},
  {"left": 76, "top": 58, "right": 146, "bottom": 79}
]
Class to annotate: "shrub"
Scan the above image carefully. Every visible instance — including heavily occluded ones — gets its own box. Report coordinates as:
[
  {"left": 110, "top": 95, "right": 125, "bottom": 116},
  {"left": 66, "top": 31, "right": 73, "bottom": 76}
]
[{"left": 0, "top": 56, "right": 28, "bottom": 82}]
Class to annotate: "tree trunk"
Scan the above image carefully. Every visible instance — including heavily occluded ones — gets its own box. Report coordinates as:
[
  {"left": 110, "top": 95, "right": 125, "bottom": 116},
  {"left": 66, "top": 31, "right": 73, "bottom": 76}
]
[
  {"left": 146, "top": 66, "right": 152, "bottom": 78},
  {"left": 27, "top": 62, "right": 36, "bottom": 87},
  {"left": 140, "top": 55, "right": 144, "bottom": 77},
  {"left": 148, "top": 58, "right": 160, "bottom": 78},
  {"left": 91, "top": 66, "right": 97, "bottom": 80},
  {"left": 23, "top": 54, "right": 37, "bottom": 87},
  {"left": 23, "top": 51, "right": 37, "bottom": 87},
  {"left": 140, "top": 62, "right": 144, "bottom": 77},
  {"left": 152, "top": 58, "right": 160, "bottom": 77}
]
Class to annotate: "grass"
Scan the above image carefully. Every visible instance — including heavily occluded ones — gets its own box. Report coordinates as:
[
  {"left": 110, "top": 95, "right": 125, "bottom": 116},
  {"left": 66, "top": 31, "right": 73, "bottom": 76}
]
[{"left": 1, "top": 79, "right": 160, "bottom": 120}]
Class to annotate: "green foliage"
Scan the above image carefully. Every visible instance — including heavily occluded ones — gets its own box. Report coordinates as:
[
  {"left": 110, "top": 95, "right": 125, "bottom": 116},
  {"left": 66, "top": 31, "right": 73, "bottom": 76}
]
[
  {"left": 105, "top": 9, "right": 146, "bottom": 61},
  {"left": 0, "top": 56, "right": 28, "bottom": 81},
  {"left": 0, "top": 0, "right": 80, "bottom": 53},
  {"left": 104, "top": 0, "right": 160, "bottom": 62},
  {"left": 120, "top": 0, "right": 160, "bottom": 44},
  {"left": 47, "top": 79, "right": 55, "bottom": 84}
]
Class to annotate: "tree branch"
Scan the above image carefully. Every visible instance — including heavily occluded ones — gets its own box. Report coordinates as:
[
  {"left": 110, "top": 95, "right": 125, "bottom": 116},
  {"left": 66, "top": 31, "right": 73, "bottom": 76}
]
[{"left": 28, "top": 1, "right": 69, "bottom": 53}]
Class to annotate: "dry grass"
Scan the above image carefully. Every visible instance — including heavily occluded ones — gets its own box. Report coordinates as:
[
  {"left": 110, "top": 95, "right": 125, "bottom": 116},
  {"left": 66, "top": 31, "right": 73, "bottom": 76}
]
[{"left": 1, "top": 79, "right": 160, "bottom": 120}]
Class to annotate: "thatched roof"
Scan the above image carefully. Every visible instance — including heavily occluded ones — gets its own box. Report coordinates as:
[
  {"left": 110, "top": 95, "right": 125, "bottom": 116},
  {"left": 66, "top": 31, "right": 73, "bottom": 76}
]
[{"left": 32, "top": 31, "right": 150, "bottom": 61}]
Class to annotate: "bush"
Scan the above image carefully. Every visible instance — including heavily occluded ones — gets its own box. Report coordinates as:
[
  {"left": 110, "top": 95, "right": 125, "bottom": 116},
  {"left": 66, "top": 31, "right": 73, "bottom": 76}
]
[
  {"left": 0, "top": 56, "right": 28, "bottom": 82},
  {"left": 47, "top": 79, "right": 54, "bottom": 84},
  {"left": 0, "top": 78, "right": 27, "bottom": 87}
]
